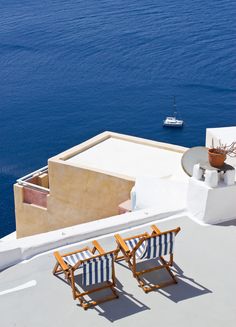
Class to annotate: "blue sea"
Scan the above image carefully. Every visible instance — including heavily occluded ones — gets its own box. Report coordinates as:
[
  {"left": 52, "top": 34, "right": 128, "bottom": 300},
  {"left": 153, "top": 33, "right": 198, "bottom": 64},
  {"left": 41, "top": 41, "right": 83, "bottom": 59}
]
[{"left": 0, "top": 0, "right": 236, "bottom": 238}]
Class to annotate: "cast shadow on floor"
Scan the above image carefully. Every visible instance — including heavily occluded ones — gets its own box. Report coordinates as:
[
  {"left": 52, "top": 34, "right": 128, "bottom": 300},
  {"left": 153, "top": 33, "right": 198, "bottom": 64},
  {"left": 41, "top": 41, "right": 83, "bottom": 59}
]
[{"left": 117, "top": 260, "right": 212, "bottom": 303}]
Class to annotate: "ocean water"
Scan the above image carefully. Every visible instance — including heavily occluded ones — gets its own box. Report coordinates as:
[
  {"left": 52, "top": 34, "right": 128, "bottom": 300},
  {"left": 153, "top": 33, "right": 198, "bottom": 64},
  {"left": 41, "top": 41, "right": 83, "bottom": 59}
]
[{"left": 0, "top": 0, "right": 235, "bottom": 237}]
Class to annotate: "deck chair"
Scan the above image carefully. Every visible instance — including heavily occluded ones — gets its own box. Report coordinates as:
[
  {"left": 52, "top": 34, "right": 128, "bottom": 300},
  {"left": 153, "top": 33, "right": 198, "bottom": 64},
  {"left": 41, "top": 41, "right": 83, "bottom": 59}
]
[
  {"left": 115, "top": 224, "right": 181, "bottom": 293},
  {"left": 53, "top": 240, "right": 119, "bottom": 310}
]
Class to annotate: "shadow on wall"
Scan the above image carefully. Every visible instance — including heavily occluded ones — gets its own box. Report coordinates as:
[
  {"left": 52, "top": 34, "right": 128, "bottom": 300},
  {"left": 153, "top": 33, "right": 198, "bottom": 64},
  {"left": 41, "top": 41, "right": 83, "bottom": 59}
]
[{"left": 215, "top": 218, "right": 236, "bottom": 227}]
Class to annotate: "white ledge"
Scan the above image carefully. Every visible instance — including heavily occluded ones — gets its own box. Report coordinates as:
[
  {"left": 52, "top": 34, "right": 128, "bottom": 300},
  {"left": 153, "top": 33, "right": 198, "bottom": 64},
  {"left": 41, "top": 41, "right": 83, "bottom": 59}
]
[{"left": 0, "top": 207, "right": 185, "bottom": 271}]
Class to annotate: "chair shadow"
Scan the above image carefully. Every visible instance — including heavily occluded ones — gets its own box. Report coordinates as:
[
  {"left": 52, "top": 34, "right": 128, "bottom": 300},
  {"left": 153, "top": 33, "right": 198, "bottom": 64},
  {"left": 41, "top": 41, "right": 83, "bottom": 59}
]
[
  {"left": 92, "top": 279, "right": 150, "bottom": 322},
  {"left": 54, "top": 269, "right": 150, "bottom": 321},
  {"left": 116, "top": 260, "right": 212, "bottom": 303},
  {"left": 157, "top": 263, "right": 212, "bottom": 303},
  {"left": 53, "top": 271, "right": 71, "bottom": 286}
]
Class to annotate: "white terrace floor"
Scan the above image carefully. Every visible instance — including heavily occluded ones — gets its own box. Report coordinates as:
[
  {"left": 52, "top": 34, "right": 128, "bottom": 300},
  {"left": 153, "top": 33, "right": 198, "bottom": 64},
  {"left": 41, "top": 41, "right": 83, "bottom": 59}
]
[{"left": 0, "top": 215, "right": 236, "bottom": 327}]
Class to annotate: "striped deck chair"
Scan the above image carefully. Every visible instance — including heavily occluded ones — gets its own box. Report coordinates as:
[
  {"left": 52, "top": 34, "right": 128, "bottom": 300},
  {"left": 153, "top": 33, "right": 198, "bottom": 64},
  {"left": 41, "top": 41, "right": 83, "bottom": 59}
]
[
  {"left": 52, "top": 240, "right": 118, "bottom": 310},
  {"left": 115, "top": 224, "right": 181, "bottom": 293}
]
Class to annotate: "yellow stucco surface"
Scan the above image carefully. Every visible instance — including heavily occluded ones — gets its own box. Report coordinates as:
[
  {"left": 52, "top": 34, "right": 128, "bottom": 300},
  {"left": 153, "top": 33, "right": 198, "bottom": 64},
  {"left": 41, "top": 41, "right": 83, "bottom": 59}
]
[{"left": 14, "top": 185, "right": 48, "bottom": 238}]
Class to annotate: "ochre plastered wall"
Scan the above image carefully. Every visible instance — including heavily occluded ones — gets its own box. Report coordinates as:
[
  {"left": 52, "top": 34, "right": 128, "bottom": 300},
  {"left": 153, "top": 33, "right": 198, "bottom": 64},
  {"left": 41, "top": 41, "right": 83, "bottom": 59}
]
[
  {"left": 14, "top": 165, "right": 134, "bottom": 238},
  {"left": 47, "top": 160, "right": 134, "bottom": 229},
  {"left": 14, "top": 184, "right": 48, "bottom": 238}
]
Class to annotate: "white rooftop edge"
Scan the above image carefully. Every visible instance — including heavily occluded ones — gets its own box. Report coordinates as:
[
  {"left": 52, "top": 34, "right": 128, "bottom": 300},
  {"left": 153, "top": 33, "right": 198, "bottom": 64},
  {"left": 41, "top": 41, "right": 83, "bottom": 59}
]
[
  {"left": 0, "top": 207, "right": 186, "bottom": 271},
  {"left": 67, "top": 137, "right": 188, "bottom": 180}
]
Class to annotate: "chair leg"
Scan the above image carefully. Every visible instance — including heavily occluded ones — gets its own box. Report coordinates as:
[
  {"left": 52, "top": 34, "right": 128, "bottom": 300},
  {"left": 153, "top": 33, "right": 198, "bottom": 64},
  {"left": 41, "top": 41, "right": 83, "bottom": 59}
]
[
  {"left": 111, "top": 285, "right": 119, "bottom": 299},
  {"left": 75, "top": 282, "right": 119, "bottom": 310},
  {"left": 81, "top": 292, "right": 119, "bottom": 310},
  {"left": 52, "top": 262, "right": 60, "bottom": 275},
  {"left": 111, "top": 272, "right": 119, "bottom": 299},
  {"left": 114, "top": 245, "right": 126, "bottom": 261},
  {"left": 135, "top": 272, "right": 177, "bottom": 293},
  {"left": 53, "top": 262, "right": 71, "bottom": 283},
  {"left": 70, "top": 264, "right": 119, "bottom": 310},
  {"left": 159, "top": 256, "right": 177, "bottom": 282},
  {"left": 70, "top": 270, "right": 78, "bottom": 300}
]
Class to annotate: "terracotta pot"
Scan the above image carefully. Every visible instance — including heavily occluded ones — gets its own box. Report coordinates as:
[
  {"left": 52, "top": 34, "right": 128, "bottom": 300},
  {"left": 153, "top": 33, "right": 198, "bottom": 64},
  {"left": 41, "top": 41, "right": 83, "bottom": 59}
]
[{"left": 208, "top": 148, "right": 226, "bottom": 168}]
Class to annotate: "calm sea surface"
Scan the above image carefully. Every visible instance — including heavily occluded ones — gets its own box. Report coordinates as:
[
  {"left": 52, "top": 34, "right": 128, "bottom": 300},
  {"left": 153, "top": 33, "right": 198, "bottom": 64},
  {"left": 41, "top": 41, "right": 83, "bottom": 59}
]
[{"left": 0, "top": 0, "right": 236, "bottom": 237}]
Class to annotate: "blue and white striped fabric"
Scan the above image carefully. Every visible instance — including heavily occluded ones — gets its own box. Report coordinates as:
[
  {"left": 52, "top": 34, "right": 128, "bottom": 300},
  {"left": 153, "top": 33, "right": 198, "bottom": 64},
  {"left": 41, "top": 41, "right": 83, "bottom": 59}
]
[
  {"left": 125, "top": 237, "right": 146, "bottom": 258},
  {"left": 63, "top": 250, "right": 92, "bottom": 267},
  {"left": 139, "top": 232, "right": 175, "bottom": 260},
  {"left": 82, "top": 253, "right": 114, "bottom": 286}
]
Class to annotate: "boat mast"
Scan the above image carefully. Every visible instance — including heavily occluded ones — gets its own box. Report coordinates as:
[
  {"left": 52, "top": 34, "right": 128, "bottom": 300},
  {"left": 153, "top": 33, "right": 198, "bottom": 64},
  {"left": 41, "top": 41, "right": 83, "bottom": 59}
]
[{"left": 173, "top": 96, "right": 177, "bottom": 117}]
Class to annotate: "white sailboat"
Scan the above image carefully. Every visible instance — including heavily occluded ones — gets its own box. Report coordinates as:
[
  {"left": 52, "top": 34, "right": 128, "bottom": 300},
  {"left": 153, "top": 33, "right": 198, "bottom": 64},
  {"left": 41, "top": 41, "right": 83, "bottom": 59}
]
[{"left": 163, "top": 96, "right": 184, "bottom": 128}]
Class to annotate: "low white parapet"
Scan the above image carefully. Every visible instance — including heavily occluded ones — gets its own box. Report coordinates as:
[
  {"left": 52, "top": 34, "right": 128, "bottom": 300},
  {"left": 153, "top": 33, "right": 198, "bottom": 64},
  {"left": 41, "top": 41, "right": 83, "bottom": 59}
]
[{"left": 0, "top": 207, "right": 185, "bottom": 271}]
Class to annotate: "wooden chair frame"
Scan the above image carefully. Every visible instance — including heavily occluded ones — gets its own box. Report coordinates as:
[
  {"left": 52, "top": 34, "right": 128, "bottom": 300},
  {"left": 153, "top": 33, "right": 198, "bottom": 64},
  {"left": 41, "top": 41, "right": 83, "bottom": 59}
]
[
  {"left": 115, "top": 225, "right": 181, "bottom": 293},
  {"left": 53, "top": 240, "right": 119, "bottom": 310}
]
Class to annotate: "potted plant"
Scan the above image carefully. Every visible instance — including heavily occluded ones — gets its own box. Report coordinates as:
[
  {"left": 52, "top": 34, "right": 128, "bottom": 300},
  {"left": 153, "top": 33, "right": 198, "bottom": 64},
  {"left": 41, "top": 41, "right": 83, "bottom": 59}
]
[{"left": 208, "top": 140, "right": 236, "bottom": 168}]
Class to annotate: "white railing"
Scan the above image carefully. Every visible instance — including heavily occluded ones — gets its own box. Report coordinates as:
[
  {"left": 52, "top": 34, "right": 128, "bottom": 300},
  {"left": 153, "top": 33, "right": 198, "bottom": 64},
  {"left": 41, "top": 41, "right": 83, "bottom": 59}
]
[{"left": 16, "top": 166, "right": 49, "bottom": 193}]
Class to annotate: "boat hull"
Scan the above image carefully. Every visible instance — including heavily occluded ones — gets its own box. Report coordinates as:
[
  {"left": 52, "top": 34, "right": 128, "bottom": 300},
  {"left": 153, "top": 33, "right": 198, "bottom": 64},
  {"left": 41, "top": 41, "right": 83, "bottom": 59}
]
[{"left": 163, "top": 121, "right": 184, "bottom": 128}]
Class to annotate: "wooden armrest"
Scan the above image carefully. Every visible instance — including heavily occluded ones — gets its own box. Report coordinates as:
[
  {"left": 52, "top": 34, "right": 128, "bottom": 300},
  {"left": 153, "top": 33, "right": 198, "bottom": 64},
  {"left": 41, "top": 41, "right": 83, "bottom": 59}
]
[
  {"left": 92, "top": 240, "right": 105, "bottom": 254},
  {"left": 54, "top": 251, "right": 68, "bottom": 271},
  {"left": 124, "top": 232, "right": 149, "bottom": 240},
  {"left": 175, "top": 227, "right": 181, "bottom": 235},
  {"left": 151, "top": 225, "right": 181, "bottom": 236},
  {"left": 114, "top": 234, "right": 129, "bottom": 253},
  {"left": 131, "top": 237, "right": 146, "bottom": 257},
  {"left": 60, "top": 247, "right": 90, "bottom": 257},
  {"left": 151, "top": 225, "right": 162, "bottom": 235}
]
